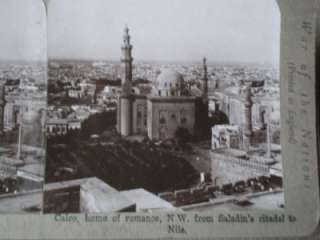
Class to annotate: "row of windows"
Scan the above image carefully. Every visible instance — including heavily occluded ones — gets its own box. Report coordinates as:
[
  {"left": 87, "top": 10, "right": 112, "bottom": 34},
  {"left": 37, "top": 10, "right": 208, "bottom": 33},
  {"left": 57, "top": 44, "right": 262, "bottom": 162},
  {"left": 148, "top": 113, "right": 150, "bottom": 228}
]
[
  {"left": 163, "top": 82, "right": 180, "bottom": 88},
  {"left": 159, "top": 116, "right": 187, "bottom": 125},
  {"left": 158, "top": 90, "right": 181, "bottom": 97}
]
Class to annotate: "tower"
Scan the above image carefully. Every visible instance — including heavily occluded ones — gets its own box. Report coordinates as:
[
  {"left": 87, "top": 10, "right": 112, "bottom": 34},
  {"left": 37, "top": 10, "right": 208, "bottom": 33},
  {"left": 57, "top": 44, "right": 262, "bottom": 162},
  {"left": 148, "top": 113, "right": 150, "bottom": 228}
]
[
  {"left": 0, "top": 84, "right": 6, "bottom": 136},
  {"left": 117, "top": 26, "right": 134, "bottom": 136},
  {"left": 202, "top": 57, "right": 208, "bottom": 100},
  {"left": 121, "top": 25, "right": 133, "bottom": 95},
  {"left": 194, "top": 58, "right": 210, "bottom": 140},
  {"left": 243, "top": 84, "right": 253, "bottom": 152},
  {"left": 16, "top": 120, "right": 22, "bottom": 160}
]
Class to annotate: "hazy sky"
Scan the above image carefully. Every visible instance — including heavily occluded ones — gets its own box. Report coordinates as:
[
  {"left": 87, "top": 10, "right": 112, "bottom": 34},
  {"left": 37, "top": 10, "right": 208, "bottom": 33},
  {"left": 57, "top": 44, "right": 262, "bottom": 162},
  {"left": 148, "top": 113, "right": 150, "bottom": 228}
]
[
  {"left": 0, "top": 0, "right": 280, "bottom": 65},
  {"left": 48, "top": 0, "right": 280, "bottom": 65},
  {"left": 0, "top": 0, "right": 46, "bottom": 62}
]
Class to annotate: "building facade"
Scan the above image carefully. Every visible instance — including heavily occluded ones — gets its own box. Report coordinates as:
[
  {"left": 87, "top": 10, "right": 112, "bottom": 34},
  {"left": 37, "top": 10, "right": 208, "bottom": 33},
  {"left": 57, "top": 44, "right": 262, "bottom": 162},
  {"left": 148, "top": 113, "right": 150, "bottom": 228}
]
[{"left": 116, "top": 27, "right": 208, "bottom": 141}]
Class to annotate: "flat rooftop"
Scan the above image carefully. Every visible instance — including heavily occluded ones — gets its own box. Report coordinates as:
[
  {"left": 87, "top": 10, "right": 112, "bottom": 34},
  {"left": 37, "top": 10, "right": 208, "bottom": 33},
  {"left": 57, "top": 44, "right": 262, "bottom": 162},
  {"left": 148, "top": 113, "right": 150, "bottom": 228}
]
[
  {"left": 45, "top": 177, "right": 135, "bottom": 213},
  {"left": 121, "top": 189, "right": 175, "bottom": 212},
  {"left": 44, "top": 177, "right": 115, "bottom": 191},
  {"left": 45, "top": 177, "right": 177, "bottom": 213}
]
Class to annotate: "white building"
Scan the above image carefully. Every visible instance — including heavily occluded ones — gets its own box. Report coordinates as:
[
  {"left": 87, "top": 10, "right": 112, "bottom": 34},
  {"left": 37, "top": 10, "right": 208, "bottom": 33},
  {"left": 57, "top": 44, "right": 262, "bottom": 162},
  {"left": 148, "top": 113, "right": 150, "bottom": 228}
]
[{"left": 211, "top": 125, "right": 241, "bottom": 150}]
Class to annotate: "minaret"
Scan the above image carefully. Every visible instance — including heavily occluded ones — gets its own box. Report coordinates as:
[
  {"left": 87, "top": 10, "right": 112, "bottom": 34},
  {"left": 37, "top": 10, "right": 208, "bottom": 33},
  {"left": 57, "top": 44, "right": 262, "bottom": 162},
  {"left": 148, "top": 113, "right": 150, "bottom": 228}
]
[
  {"left": 16, "top": 122, "right": 22, "bottom": 160},
  {"left": 266, "top": 107, "right": 272, "bottom": 158},
  {"left": 194, "top": 58, "right": 210, "bottom": 140},
  {"left": 243, "top": 84, "right": 253, "bottom": 152},
  {"left": 202, "top": 57, "right": 208, "bottom": 100},
  {"left": 121, "top": 25, "right": 133, "bottom": 95},
  {"left": 0, "top": 84, "right": 5, "bottom": 136},
  {"left": 117, "top": 26, "right": 134, "bottom": 136}
]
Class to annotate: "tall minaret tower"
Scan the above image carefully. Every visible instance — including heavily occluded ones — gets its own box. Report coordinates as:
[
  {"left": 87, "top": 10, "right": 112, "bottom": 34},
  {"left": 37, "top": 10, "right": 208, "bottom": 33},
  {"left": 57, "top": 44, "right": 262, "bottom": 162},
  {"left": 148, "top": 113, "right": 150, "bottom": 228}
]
[
  {"left": 117, "top": 26, "right": 134, "bottom": 136},
  {"left": 243, "top": 84, "right": 253, "bottom": 152},
  {"left": 202, "top": 57, "right": 209, "bottom": 100},
  {"left": 194, "top": 58, "right": 210, "bottom": 140},
  {"left": 121, "top": 25, "right": 133, "bottom": 95},
  {"left": 0, "top": 84, "right": 5, "bottom": 136}
]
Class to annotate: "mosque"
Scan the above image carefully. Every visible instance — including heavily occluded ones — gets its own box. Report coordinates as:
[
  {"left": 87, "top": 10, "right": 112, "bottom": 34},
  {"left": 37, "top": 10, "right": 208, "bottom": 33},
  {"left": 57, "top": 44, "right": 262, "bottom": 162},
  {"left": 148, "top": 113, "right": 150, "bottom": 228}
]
[{"left": 116, "top": 26, "right": 209, "bottom": 140}]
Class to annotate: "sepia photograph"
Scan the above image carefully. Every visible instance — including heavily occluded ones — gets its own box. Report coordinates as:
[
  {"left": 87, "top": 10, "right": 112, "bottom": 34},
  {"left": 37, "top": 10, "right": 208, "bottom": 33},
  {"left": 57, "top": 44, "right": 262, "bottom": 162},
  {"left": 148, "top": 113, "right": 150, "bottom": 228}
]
[
  {"left": 0, "top": 0, "right": 318, "bottom": 239},
  {"left": 0, "top": 0, "right": 46, "bottom": 213},
  {"left": 44, "top": 0, "right": 283, "bottom": 213}
]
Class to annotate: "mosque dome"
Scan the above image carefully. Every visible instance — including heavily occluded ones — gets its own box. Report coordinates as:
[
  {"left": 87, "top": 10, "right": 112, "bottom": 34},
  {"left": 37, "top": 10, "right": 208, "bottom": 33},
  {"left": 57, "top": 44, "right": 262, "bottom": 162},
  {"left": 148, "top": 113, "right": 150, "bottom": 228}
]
[{"left": 155, "top": 69, "right": 185, "bottom": 97}]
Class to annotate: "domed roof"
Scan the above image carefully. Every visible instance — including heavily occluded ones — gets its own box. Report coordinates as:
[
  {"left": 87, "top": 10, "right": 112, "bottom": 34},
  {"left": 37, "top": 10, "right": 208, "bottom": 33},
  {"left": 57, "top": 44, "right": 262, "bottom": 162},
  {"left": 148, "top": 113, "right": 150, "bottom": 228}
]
[{"left": 156, "top": 69, "right": 184, "bottom": 90}]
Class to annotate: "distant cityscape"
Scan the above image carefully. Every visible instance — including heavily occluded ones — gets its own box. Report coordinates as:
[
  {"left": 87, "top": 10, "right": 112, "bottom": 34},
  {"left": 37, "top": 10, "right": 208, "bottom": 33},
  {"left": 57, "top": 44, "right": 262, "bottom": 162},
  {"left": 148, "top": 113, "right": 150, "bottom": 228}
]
[
  {"left": 0, "top": 0, "right": 282, "bottom": 214},
  {"left": 43, "top": 27, "right": 283, "bottom": 213},
  {"left": 0, "top": 25, "right": 283, "bottom": 212}
]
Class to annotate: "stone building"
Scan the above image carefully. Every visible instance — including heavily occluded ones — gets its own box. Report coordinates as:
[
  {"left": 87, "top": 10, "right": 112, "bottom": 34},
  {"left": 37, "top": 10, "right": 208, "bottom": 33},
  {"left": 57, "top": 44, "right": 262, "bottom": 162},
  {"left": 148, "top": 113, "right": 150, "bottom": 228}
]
[
  {"left": 210, "top": 148, "right": 271, "bottom": 186},
  {"left": 0, "top": 82, "right": 46, "bottom": 148},
  {"left": 116, "top": 26, "right": 209, "bottom": 140},
  {"left": 211, "top": 125, "right": 241, "bottom": 150},
  {"left": 46, "top": 118, "right": 82, "bottom": 136},
  {"left": 213, "top": 84, "right": 281, "bottom": 149},
  {"left": 210, "top": 84, "right": 282, "bottom": 186},
  {"left": 44, "top": 177, "right": 175, "bottom": 213},
  {"left": 215, "top": 86, "right": 279, "bottom": 128}
]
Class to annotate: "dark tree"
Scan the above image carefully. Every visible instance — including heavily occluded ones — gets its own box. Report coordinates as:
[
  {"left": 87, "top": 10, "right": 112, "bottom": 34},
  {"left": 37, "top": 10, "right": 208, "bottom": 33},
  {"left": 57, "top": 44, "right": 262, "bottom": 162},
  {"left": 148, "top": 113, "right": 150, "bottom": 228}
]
[
  {"left": 80, "top": 111, "right": 116, "bottom": 139},
  {"left": 133, "top": 78, "right": 151, "bottom": 86},
  {"left": 209, "top": 110, "right": 229, "bottom": 127},
  {"left": 175, "top": 127, "right": 192, "bottom": 145}
]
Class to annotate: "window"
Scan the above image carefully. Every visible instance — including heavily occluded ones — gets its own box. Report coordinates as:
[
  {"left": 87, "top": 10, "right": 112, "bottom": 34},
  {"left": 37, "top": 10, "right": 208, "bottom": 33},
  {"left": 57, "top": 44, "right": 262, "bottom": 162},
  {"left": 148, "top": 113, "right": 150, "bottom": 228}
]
[
  {"left": 137, "top": 111, "right": 142, "bottom": 125},
  {"left": 160, "top": 117, "right": 166, "bottom": 124}
]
